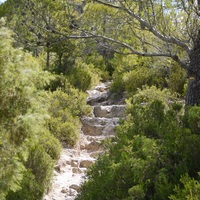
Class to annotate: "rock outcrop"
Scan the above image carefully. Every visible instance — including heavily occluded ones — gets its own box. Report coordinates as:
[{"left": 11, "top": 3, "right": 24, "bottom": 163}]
[{"left": 44, "top": 82, "right": 126, "bottom": 200}]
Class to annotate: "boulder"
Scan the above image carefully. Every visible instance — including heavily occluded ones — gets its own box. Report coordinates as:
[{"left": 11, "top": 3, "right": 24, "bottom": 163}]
[
  {"left": 87, "top": 91, "right": 111, "bottom": 106},
  {"left": 81, "top": 117, "right": 119, "bottom": 136}
]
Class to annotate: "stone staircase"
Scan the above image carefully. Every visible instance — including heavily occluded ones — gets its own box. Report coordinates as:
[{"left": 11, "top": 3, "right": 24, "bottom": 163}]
[{"left": 44, "top": 82, "right": 126, "bottom": 200}]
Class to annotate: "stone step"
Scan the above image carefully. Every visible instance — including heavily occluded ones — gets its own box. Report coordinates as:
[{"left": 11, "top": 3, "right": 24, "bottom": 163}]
[
  {"left": 80, "top": 140, "right": 101, "bottom": 152},
  {"left": 81, "top": 117, "right": 120, "bottom": 136},
  {"left": 93, "top": 105, "right": 126, "bottom": 118},
  {"left": 87, "top": 91, "right": 110, "bottom": 106}
]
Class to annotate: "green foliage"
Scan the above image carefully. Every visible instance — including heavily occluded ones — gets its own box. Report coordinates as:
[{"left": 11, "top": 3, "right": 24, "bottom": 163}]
[
  {"left": 7, "top": 144, "right": 55, "bottom": 200},
  {"left": 67, "top": 58, "right": 101, "bottom": 91},
  {"left": 110, "top": 54, "right": 186, "bottom": 96},
  {"left": 123, "top": 66, "right": 155, "bottom": 94},
  {"left": 0, "top": 26, "right": 61, "bottom": 199},
  {"left": 185, "top": 106, "right": 200, "bottom": 134},
  {"left": 110, "top": 55, "right": 168, "bottom": 95},
  {"left": 83, "top": 53, "right": 111, "bottom": 81},
  {"left": 1, "top": 1, "right": 198, "bottom": 199},
  {"left": 169, "top": 173, "right": 200, "bottom": 200},
  {"left": 47, "top": 83, "right": 92, "bottom": 146},
  {"left": 127, "top": 184, "right": 145, "bottom": 200},
  {"left": 77, "top": 86, "right": 200, "bottom": 200},
  {"left": 167, "top": 61, "right": 186, "bottom": 95}
]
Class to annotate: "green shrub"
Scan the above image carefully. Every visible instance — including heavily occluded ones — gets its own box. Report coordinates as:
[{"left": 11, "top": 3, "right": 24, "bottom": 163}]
[
  {"left": 47, "top": 86, "right": 92, "bottom": 146},
  {"left": 45, "top": 74, "right": 67, "bottom": 92},
  {"left": 84, "top": 53, "right": 110, "bottom": 81},
  {"left": 167, "top": 62, "right": 186, "bottom": 95},
  {"left": 6, "top": 144, "right": 55, "bottom": 200},
  {"left": 185, "top": 106, "right": 200, "bottom": 134},
  {"left": 0, "top": 25, "right": 63, "bottom": 200},
  {"left": 170, "top": 173, "right": 200, "bottom": 200},
  {"left": 110, "top": 55, "right": 169, "bottom": 95},
  {"left": 123, "top": 67, "right": 154, "bottom": 94},
  {"left": 77, "top": 86, "right": 200, "bottom": 200},
  {"left": 38, "top": 131, "right": 61, "bottom": 160},
  {"left": 67, "top": 58, "right": 101, "bottom": 91},
  {"left": 110, "top": 54, "right": 186, "bottom": 96},
  {"left": 48, "top": 110, "right": 80, "bottom": 146},
  {"left": 128, "top": 184, "right": 145, "bottom": 200}
]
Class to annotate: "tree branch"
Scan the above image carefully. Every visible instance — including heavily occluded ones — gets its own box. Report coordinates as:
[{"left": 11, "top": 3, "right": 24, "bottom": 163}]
[
  {"left": 95, "top": 0, "right": 191, "bottom": 54},
  {"left": 83, "top": 30, "right": 188, "bottom": 69},
  {"left": 95, "top": 0, "right": 120, "bottom": 9},
  {"left": 121, "top": 5, "right": 191, "bottom": 54}
]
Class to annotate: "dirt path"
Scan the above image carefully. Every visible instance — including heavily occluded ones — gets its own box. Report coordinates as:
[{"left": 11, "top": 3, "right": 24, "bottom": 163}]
[{"left": 44, "top": 82, "right": 125, "bottom": 200}]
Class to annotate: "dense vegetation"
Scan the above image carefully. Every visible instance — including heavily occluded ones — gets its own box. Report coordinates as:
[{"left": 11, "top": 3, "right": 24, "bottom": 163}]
[
  {"left": 1, "top": 0, "right": 200, "bottom": 199},
  {"left": 0, "top": 19, "right": 92, "bottom": 200}
]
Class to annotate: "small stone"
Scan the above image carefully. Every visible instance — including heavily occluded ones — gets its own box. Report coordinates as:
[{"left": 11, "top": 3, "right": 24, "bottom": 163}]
[
  {"left": 65, "top": 160, "right": 71, "bottom": 165},
  {"left": 71, "top": 160, "right": 78, "bottom": 167},
  {"left": 54, "top": 165, "right": 61, "bottom": 173},
  {"left": 69, "top": 184, "right": 80, "bottom": 192},
  {"left": 80, "top": 160, "right": 94, "bottom": 168},
  {"left": 80, "top": 144, "right": 85, "bottom": 150},
  {"left": 72, "top": 167, "right": 82, "bottom": 174},
  {"left": 61, "top": 188, "right": 68, "bottom": 193},
  {"left": 99, "top": 87, "right": 105, "bottom": 92},
  {"left": 69, "top": 188, "right": 77, "bottom": 196},
  {"left": 85, "top": 141, "right": 100, "bottom": 151},
  {"left": 90, "top": 152, "right": 101, "bottom": 158}
]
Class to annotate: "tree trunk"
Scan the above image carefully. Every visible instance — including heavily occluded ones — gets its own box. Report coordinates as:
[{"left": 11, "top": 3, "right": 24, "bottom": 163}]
[
  {"left": 185, "top": 79, "right": 200, "bottom": 105},
  {"left": 185, "top": 31, "right": 200, "bottom": 106},
  {"left": 46, "top": 48, "right": 50, "bottom": 70}
]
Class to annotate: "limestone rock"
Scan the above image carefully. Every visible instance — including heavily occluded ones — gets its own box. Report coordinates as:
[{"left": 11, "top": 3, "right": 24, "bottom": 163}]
[
  {"left": 81, "top": 117, "right": 119, "bottom": 136},
  {"left": 84, "top": 140, "right": 101, "bottom": 151},
  {"left": 87, "top": 91, "right": 110, "bottom": 106},
  {"left": 72, "top": 167, "right": 82, "bottom": 174},
  {"left": 43, "top": 82, "right": 126, "bottom": 200},
  {"left": 69, "top": 184, "right": 80, "bottom": 192},
  {"left": 54, "top": 165, "right": 61, "bottom": 173},
  {"left": 93, "top": 105, "right": 126, "bottom": 118},
  {"left": 61, "top": 188, "right": 68, "bottom": 194},
  {"left": 80, "top": 160, "right": 94, "bottom": 168},
  {"left": 71, "top": 160, "right": 78, "bottom": 167}
]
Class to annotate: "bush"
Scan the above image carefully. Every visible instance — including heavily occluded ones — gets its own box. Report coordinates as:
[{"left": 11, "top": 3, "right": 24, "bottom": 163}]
[
  {"left": 84, "top": 53, "right": 111, "bottom": 81},
  {"left": 0, "top": 25, "right": 62, "bottom": 200},
  {"left": 7, "top": 144, "right": 55, "bottom": 200},
  {"left": 110, "top": 55, "right": 169, "bottom": 95},
  {"left": 67, "top": 58, "right": 101, "bottom": 91},
  {"left": 48, "top": 110, "right": 80, "bottom": 146},
  {"left": 77, "top": 87, "right": 200, "bottom": 200},
  {"left": 185, "top": 106, "right": 200, "bottom": 134},
  {"left": 123, "top": 67, "right": 154, "bottom": 94},
  {"left": 47, "top": 85, "right": 92, "bottom": 146},
  {"left": 169, "top": 173, "right": 200, "bottom": 200},
  {"left": 167, "top": 62, "right": 186, "bottom": 95}
]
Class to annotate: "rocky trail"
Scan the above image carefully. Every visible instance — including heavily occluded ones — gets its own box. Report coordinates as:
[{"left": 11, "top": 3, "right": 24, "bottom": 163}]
[{"left": 44, "top": 82, "right": 126, "bottom": 200}]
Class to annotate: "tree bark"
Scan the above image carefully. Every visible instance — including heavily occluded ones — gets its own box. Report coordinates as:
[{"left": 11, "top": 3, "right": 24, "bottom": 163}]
[
  {"left": 185, "top": 31, "right": 200, "bottom": 105},
  {"left": 46, "top": 48, "right": 50, "bottom": 70}
]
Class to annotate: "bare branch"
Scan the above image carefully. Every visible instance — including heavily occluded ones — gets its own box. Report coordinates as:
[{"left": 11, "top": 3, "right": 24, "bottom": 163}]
[
  {"left": 95, "top": 0, "right": 120, "bottom": 9},
  {"left": 120, "top": 5, "right": 191, "bottom": 54},
  {"left": 94, "top": 0, "right": 191, "bottom": 55},
  {"left": 81, "top": 30, "right": 188, "bottom": 69}
]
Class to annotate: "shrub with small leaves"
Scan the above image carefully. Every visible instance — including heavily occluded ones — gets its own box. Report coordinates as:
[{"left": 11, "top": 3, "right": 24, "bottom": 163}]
[
  {"left": 47, "top": 84, "right": 92, "bottom": 146},
  {"left": 67, "top": 58, "right": 101, "bottom": 91}
]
